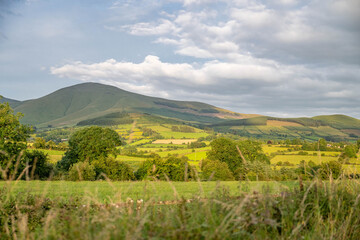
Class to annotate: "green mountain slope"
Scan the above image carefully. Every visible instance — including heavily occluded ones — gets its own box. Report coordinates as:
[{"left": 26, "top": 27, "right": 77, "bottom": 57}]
[
  {"left": 10, "top": 82, "right": 249, "bottom": 127},
  {"left": 0, "top": 97, "right": 22, "bottom": 108},
  {"left": 312, "top": 115, "right": 360, "bottom": 129},
  {"left": 211, "top": 115, "right": 360, "bottom": 141}
]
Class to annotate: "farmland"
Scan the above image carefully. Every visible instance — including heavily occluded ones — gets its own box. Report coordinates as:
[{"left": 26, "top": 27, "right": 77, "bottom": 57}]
[{"left": 34, "top": 121, "right": 360, "bottom": 175}]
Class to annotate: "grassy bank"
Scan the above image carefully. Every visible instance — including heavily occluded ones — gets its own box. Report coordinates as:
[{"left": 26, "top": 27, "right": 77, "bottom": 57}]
[
  {"left": 0, "top": 180, "right": 297, "bottom": 203},
  {"left": 0, "top": 179, "right": 359, "bottom": 239}
]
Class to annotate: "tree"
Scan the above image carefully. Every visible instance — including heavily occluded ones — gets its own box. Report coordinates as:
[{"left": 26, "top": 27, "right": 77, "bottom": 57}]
[
  {"left": 207, "top": 138, "right": 243, "bottom": 173},
  {"left": 34, "top": 137, "right": 46, "bottom": 149},
  {"left": 207, "top": 138, "right": 269, "bottom": 173},
  {"left": 56, "top": 126, "right": 122, "bottom": 171},
  {"left": 339, "top": 144, "right": 358, "bottom": 161},
  {"left": 201, "top": 159, "right": 234, "bottom": 181},
  {"left": 0, "top": 100, "right": 32, "bottom": 178},
  {"left": 237, "top": 140, "right": 269, "bottom": 164}
]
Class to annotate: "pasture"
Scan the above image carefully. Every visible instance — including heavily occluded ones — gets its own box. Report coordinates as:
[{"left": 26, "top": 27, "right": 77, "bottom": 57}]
[
  {"left": 152, "top": 139, "right": 197, "bottom": 144},
  {"left": 271, "top": 155, "right": 338, "bottom": 165},
  {"left": 0, "top": 180, "right": 297, "bottom": 203}
]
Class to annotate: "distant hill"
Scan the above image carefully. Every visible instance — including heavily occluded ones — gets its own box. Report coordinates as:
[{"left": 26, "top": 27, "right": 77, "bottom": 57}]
[
  {"left": 2, "top": 82, "right": 359, "bottom": 141},
  {"left": 211, "top": 115, "right": 360, "bottom": 141},
  {"left": 4, "top": 82, "right": 253, "bottom": 127},
  {"left": 0, "top": 97, "right": 22, "bottom": 108}
]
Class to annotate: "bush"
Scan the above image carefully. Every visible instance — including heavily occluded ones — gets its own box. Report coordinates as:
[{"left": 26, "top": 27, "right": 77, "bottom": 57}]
[
  {"left": 135, "top": 156, "right": 191, "bottom": 181},
  {"left": 319, "top": 160, "right": 343, "bottom": 179},
  {"left": 92, "top": 157, "right": 135, "bottom": 181},
  {"left": 22, "top": 150, "right": 53, "bottom": 180},
  {"left": 200, "top": 159, "right": 234, "bottom": 181},
  {"left": 68, "top": 161, "right": 96, "bottom": 181}
]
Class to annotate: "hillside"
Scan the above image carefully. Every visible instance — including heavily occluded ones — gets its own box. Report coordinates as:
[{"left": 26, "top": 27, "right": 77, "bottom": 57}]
[
  {"left": 210, "top": 115, "right": 360, "bottom": 141},
  {"left": 2, "top": 82, "right": 359, "bottom": 141},
  {"left": 7, "top": 82, "right": 251, "bottom": 127},
  {"left": 0, "top": 97, "right": 22, "bottom": 108}
]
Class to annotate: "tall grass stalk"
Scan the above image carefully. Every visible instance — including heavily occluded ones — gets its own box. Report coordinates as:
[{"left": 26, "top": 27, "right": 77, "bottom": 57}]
[{"left": 0, "top": 177, "right": 359, "bottom": 239}]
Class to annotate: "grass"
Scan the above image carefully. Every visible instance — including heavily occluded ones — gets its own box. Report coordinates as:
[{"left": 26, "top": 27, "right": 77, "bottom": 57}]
[
  {"left": 156, "top": 149, "right": 195, "bottom": 158},
  {"left": 343, "top": 164, "right": 360, "bottom": 174},
  {"left": 160, "top": 131, "right": 209, "bottom": 139},
  {"left": 262, "top": 145, "right": 289, "bottom": 154},
  {"left": 271, "top": 155, "right": 338, "bottom": 165},
  {"left": 185, "top": 151, "right": 208, "bottom": 161},
  {"left": 0, "top": 180, "right": 297, "bottom": 203},
  {"left": 140, "top": 143, "right": 188, "bottom": 148},
  {"left": 153, "top": 139, "right": 197, "bottom": 144},
  {"left": 1, "top": 179, "right": 360, "bottom": 239},
  {"left": 29, "top": 149, "right": 65, "bottom": 155}
]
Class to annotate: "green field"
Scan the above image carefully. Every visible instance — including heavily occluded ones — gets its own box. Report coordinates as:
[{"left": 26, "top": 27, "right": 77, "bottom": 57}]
[
  {"left": 0, "top": 180, "right": 297, "bottom": 203},
  {"left": 271, "top": 155, "right": 338, "bottom": 165},
  {"left": 185, "top": 151, "right": 208, "bottom": 161},
  {"left": 156, "top": 148, "right": 195, "bottom": 157}
]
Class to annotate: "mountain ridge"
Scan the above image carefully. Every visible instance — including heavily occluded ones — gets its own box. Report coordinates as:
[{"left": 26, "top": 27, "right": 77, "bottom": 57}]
[
  {"left": 1, "top": 82, "right": 360, "bottom": 141},
  {"left": 3, "top": 82, "right": 252, "bottom": 127}
]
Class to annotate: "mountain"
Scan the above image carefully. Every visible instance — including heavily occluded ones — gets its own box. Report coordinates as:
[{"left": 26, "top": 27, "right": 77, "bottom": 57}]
[
  {"left": 0, "top": 97, "right": 22, "bottom": 108},
  {"left": 6, "top": 82, "right": 253, "bottom": 127},
  {"left": 2, "top": 82, "right": 359, "bottom": 141}
]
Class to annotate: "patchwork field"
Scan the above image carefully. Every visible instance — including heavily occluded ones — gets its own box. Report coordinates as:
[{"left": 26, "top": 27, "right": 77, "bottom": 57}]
[
  {"left": 153, "top": 139, "right": 197, "bottom": 144},
  {"left": 271, "top": 155, "right": 338, "bottom": 165}
]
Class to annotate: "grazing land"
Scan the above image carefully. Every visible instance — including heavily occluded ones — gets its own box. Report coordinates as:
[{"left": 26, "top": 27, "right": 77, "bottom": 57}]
[{"left": 0, "top": 180, "right": 297, "bottom": 203}]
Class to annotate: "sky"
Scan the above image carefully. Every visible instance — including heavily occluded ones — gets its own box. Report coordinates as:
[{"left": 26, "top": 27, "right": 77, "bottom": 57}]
[{"left": 0, "top": 0, "right": 359, "bottom": 118}]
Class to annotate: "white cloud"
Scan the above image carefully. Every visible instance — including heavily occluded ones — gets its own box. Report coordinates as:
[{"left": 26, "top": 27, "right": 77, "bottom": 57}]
[{"left": 49, "top": 0, "right": 360, "bottom": 117}]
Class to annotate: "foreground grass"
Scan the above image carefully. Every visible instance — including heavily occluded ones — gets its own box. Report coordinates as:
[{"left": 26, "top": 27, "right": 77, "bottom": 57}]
[
  {"left": 0, "top": 181, "right": 297, "bottom": 203},
  {"left": 0, "top": 179, "right": 359, "bottom": 239}
]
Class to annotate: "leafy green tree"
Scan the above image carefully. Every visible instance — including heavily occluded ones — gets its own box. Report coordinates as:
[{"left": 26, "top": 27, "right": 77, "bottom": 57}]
[
  {"left": 207, "top": 138, "right": 269, "bottom": 173},
  {"left": 339, "top": 144, "right": 358, "bottom": 161},
  {"left": 207, "top": 138, "right": 242, "bottom": 173},
  {"left": 57, "top": 126, "right": 122, "bottom": 171},
  {"left": 201, "top": 159, "right": 234, "bottom": 181},
  {"left": 46, "top": 140, "right": 56, "bottom": 150},
  {"left": 0, "top": 100, "right": 32, "bottom": 178},
  {"left": 237, "top": 140, "right": 270, "bottom": 164},
  {"left": 33, "top": 137, "right": 46, "bottom": 149}
]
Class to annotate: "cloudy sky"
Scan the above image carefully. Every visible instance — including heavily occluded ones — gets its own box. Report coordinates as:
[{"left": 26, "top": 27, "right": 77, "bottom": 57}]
[{"left": 0, "top": 0, "right": 359, "bottom": 118}]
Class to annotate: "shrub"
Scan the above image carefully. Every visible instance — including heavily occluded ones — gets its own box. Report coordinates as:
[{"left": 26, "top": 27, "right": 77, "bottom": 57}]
[
  {"left": 319, "top": 160, "right": 343, "bottom": 179},
  {"left": 200, "top": 159, "right": 234, "bottom": 181},
  {"left": 92, "top": 157, "right": 135, "bottom": 181},
  {"left": 22, "top": 150, "right": 53, "bottom": 180},
  {"left": 68, "top": 161, "right": 96, "bottom": 181},
  {"left": 135, "top": 156, "right": 191, "bottom": 181}
]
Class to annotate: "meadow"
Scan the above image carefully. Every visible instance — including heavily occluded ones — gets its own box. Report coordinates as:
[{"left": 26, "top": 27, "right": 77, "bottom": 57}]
[
  {"left": 1, "top": 179, "right": 360, "bottom": 239},
  {"left": 0, "top": 180, "right": 297, "bottom": 203}
]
